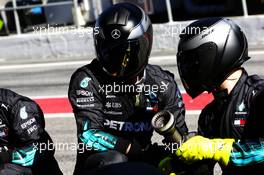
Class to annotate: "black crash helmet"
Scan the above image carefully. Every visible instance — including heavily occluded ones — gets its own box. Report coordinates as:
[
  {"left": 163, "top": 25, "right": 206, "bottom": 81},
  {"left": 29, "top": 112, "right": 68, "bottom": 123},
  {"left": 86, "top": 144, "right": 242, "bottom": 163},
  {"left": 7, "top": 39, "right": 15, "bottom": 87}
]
[
  {"left": 177, "top": 17, "right": 250, "bottom": 98},
  {"left": 93, "top": 3, "right": 153, "bottom": 81}
]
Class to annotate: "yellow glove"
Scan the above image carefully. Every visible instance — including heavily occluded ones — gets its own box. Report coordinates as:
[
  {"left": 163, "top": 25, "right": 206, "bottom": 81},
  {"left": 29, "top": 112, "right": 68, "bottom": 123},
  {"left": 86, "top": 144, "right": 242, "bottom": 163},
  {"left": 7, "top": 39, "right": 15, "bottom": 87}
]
[
  {"left": 176, "top": 136, "right": 234, "bottom": 166},
  {"left": 0, "top": 20, "right": 3, "bottom": 30}
]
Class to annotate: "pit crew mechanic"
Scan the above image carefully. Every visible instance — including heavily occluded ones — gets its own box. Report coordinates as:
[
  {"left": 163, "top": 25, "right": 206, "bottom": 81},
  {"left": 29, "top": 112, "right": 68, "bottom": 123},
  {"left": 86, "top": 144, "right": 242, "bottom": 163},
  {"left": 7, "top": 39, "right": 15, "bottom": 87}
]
[
  {"left": 0, "top": 89, "right": 62, "bottom": 175},
  {"left": 161, "top": 18, "right": 264, "bottom": 175},
  {"left": 68, "top": 3, "right": 188, "bottom": 175}
]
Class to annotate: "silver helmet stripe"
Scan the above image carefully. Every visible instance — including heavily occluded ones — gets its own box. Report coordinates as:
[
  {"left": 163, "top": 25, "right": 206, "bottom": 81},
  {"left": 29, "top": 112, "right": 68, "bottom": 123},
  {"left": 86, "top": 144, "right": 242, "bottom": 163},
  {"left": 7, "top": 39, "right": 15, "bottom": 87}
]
[
  {"left": 182, "top": 19, "right": 231, "bottom": 51},
  {"left": 127, "top": 8, "right": 150, "bottom": 40}
]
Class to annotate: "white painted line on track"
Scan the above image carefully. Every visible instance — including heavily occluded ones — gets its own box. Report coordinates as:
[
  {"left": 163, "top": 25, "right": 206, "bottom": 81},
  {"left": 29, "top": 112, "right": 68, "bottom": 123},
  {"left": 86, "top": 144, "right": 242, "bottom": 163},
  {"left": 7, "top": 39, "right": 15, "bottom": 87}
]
[
  {"left": 0, "top": 60, "right": 90, "bottom": 70},
  {"left": 30, "top": 91, "right": 192, "bottom": 99},
  {"left": 31, "top": 91, "right": 209, "bottom": 99},
  {"left": 186, "top": 110, "right": 201, "bottom": 115},
  {"left": 45, "top": 113, "right": 74, "bottom": 118},
  {"left": 249, "top": 50, "right": 264, "bottom": 55},
  {"left": 44, "top": 110, "right": 201, "bottom": 119},
  {"left": 32, "top": 95, "right": 68, "bottom": 99},
  {"left": 150, "top": 55, "right": 175, "bottom": 61},
  {"left": 0, "top": 50, "right": 263, "bottom": 70}
]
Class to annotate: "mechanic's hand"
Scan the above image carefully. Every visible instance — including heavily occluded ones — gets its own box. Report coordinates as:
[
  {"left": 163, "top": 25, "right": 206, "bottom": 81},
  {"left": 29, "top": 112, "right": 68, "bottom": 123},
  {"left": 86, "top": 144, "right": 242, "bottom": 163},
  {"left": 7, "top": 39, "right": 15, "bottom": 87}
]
[{"left": 176, "top": 136, "right": 234, "bottom": 166}]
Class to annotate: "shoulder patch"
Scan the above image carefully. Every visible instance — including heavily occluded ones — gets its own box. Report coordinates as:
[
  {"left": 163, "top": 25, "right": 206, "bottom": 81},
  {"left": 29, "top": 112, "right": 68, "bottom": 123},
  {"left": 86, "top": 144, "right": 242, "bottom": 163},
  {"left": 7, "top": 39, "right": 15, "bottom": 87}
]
[
  {"left": 80, "top": 77, "right": 91, "bottom": 88},
  {"left": 20, "top": 106, "right": 28, "bottom": 120}
]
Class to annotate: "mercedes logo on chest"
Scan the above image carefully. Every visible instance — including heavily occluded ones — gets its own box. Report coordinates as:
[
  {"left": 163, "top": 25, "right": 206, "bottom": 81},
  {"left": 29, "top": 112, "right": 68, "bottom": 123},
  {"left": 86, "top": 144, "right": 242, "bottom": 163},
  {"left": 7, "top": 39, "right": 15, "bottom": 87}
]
[{"left": 111, "top": 29, "right": 121, "bottom": 39}]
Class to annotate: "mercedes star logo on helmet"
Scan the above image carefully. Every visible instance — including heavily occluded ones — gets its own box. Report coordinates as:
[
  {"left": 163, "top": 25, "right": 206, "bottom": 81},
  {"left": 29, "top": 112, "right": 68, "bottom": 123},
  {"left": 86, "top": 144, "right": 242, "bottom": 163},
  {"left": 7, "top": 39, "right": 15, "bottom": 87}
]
[{"left": 111, "top": 29, "right": 121, "bottom": 39}]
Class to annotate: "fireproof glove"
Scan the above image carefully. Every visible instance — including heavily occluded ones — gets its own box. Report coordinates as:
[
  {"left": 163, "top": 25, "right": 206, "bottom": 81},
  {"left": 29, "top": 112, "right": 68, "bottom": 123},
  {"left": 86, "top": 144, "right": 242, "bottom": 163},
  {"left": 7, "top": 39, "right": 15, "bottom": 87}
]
[
  {"left": 0, "top": 20, "right": 4, "bottom": 30},
  {"left": 176, "top": 136, "right": 235, "bottom": 166}
]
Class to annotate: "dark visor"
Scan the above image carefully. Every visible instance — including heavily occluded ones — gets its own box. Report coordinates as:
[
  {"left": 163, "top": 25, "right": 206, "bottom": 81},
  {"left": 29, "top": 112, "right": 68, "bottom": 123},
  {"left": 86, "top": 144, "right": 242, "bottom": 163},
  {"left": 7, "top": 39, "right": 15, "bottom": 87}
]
[
  {"left": 177, "top": 42, "right": 217, "bottom": 98},
  {"left": 97, "top": 37, "right": 149, "bottom": 80}
]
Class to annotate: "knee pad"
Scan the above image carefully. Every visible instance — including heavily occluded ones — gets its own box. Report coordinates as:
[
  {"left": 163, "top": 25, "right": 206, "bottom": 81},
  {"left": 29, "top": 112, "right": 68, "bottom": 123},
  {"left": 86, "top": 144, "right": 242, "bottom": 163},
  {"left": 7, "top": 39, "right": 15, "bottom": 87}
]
[
  {"left": 86, "top": 162, "right": 163, "bottom": 175},
  {"left": 85, "top": 150, "right": 128, "bottom": 169},
  {"left": 0, "top": 164, "right": 33, "bottom": 175}
]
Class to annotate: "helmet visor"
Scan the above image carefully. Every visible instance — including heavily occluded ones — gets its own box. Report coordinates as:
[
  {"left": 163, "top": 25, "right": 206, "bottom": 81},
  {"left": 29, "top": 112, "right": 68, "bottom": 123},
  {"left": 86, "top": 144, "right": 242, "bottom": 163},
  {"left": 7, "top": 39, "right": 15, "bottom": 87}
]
[
  {"left": 177, "top": 42, "right": 217, "bottom": 98},
  {"left": 96, "top": 36, "right": 150, "bottom": 80}
]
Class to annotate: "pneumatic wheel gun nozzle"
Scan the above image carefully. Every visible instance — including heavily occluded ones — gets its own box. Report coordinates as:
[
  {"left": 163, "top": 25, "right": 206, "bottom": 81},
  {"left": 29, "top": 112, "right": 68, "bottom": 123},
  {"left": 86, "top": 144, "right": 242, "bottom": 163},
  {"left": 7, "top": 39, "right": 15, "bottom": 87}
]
[{"left": 151, "top": 110, "right": 186, "bottom": 144}]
